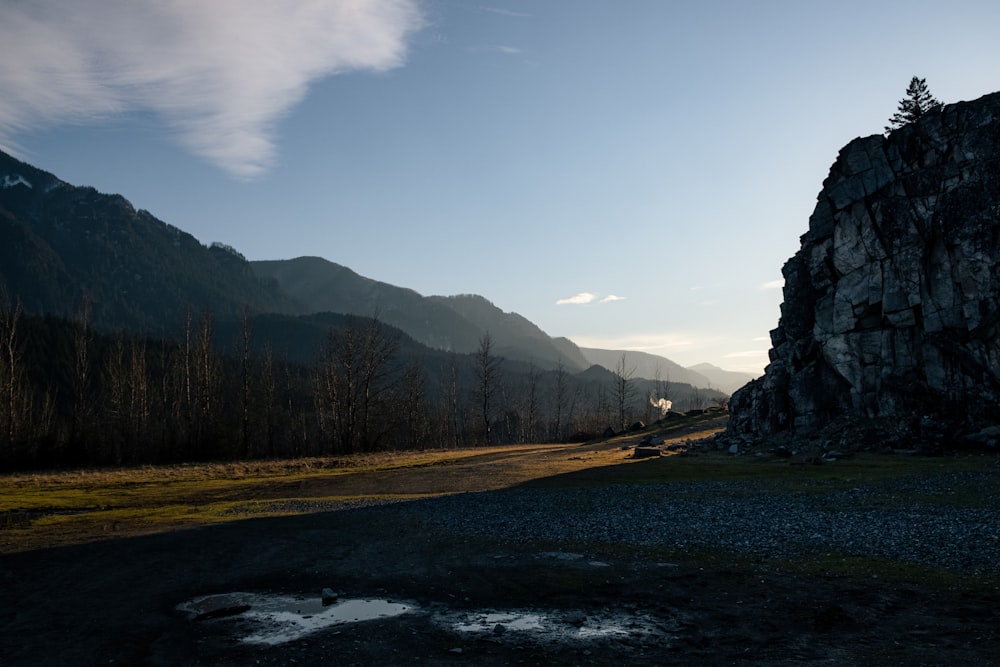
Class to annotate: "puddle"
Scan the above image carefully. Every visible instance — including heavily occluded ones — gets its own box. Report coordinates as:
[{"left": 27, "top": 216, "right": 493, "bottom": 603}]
[
  {"left": 179, "top": 593, "right": 678, "bottom": 647},
  {"left": 455, "top": 612, "right": 546, "bottom": 633},
  {"left": 439, "top": 608, "right": 676, "bottom": 642},
  {"left": 177, "top": 593, "right": 415, "bottom": 645}
]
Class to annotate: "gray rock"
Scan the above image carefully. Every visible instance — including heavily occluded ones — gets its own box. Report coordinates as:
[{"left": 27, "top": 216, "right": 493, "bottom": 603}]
[{"left": 729, "top": 91, "right": 1000, "bottom": 446}]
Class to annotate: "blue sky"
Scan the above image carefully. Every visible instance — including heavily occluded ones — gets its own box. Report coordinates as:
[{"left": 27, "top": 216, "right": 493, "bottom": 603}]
[{"left": 2, "top": 1, "right": 999, "bottom": 375}]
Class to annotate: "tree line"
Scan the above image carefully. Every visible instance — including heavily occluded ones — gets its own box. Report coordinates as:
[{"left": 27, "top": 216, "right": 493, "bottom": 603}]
[{"left": 0, "top": 293, "right": 724, "bottom": 472}]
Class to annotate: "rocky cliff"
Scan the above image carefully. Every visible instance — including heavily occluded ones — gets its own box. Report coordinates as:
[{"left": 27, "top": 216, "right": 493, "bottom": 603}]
[{"left": 729, "top": 91, "right": 1000, "bottom": 449}]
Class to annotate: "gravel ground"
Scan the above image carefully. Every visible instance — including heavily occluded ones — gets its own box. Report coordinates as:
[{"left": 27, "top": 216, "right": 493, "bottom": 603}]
[
  {"left": 401, "top": 471, "right": 1000, "bottom": 575},
  {"left": 4, "top": 460, "right": 1000, "bottom": 665}
]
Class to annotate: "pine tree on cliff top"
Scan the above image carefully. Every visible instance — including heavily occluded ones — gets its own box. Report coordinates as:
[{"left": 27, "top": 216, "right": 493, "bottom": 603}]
[{"left": 885, "top": 76, "right": 941, "bottom": 132}]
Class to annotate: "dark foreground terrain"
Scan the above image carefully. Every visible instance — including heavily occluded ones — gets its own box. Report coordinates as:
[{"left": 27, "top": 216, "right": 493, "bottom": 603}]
[{"left": 2, "top": 423, "right": 998, "bottom": 665}]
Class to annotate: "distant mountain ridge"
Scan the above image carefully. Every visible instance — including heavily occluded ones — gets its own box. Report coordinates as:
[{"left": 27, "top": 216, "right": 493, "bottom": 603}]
[
  {"left": 0, "top": 147, "right": 749, "bottom": 394},
  {"left": 687, "top": 363, "right": 758, "bottom": 396},
  {"left": 0, "top": 149, "right": 294, "bottom": 334},
  {"left": 577, "top": 350, "right": 754, "bottom": 395},
  {"left": 251, "top": 258, "right": 593, "bottom": 371}
]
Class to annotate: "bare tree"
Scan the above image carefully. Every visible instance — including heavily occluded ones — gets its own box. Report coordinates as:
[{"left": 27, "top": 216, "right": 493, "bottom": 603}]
[
  {"left": 317, "top": 314, "right": 400, "bottom": 454},
  {"left": 193, "top": 309, "right": 219, "bottom": 453},
  {"left": 171, "top": 306, "right": 196, "bottom": 452},
  {"left": 0, "top": 290, "right": 24, "bottom": 457},
  {"left": 474, "top": 332, "right": 502, "bottom": 445},
  {"left": 400, "top": 361, "right": 429, "bottom": 449},
  {"left": 357, "top": 314, "right": 401, "bottom": 450},
  {"left": 447, "top": 358, "right": 464, "bottom": 448},
  {"left": 550, "top": 359, "right": 568, "bottom": 442},
  {"left": 523, "top": 365, "right": 539, "bottom": 443},
  {"left": 127, "top": 337, "right": 150, "bottom": 461},
  {"left": 105, "top": 333, "right": 127, "bottom": 463},
  {"left": 259, "top": 342, "right": 277, "bottom": 458},
  {"left": 71, "top": 296, "right": 94, "bottom": 446},
  {"left": 613, "top": 352, "right": 636, "bottom": 432},
  {"left": 105, "top": 333, "right": 151, "bottom": 464},
  {"left": 239, "top": 305, "right": 252, "bottom": 457}
]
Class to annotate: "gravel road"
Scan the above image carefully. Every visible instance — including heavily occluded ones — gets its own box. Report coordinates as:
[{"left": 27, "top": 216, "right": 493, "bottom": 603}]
[{"left": 404, "top": 471, "right": 1000, "bottom": 575}]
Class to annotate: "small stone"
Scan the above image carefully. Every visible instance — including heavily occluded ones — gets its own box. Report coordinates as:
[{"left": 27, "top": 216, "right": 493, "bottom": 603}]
[
  {"left": 493, "top": 623, "right": 506, "bottom": 635},
  {"left": 633, "top": 446, "right": 662, "bottom": 458},
  {"left": 321, "top": 588, "right": 338, "bottom": 606}
]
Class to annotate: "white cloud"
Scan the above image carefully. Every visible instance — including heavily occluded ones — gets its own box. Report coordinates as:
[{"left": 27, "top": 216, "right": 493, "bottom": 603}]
[
  {"left": 0, "top": 0, "right": 424, "bottom": 179},
  {"left": 570, "top": 332, "right": 705, "bottom": 353},
  {"left": 760, "top": 278, "right": 785, "bottom": 290},
  {"left": 556, "top": 292, "right": 627, "bottom": 305},
  {"left": 556, "top": 292, "right": 598, "bottom": 305}
]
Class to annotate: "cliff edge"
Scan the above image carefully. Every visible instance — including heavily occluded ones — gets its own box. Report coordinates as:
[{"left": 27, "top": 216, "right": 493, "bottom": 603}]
[{"left": 728, "top": 90, "right": 1000, "bottom": 451}]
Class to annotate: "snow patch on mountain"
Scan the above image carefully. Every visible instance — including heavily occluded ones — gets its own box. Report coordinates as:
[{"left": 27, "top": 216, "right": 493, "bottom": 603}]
[{"left": 2, "top": 173, "right": 32, "bottom": 189}]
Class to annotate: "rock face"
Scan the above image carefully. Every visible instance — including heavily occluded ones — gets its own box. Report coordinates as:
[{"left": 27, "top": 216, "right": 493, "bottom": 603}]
[{"left": 729, "top": 91, "right": 1000, "bottom": 444}]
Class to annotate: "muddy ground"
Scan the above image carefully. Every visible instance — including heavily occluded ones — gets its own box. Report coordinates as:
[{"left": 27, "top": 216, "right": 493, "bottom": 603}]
[{"left": 2, "top": 424, "right": 999, "bottom": 665}]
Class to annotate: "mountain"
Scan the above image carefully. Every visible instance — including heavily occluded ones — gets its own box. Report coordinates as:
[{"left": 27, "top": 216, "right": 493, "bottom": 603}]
[
  {"left": 250, "top": 256, "right": 485, "bottom": 353},
  {"left": 0, "top": 147, "right": 742, "bottom": 390},
  {"left": 252, "top": 258, "right": 592, "bottom": 371},
  {"left": 579, "top": 347, "right": 712, "bottom": 389},
  {"left": 0, "top": 149, "right": 294, "bottom": 334},
  {"left": 686, "top": 363, "right": 758, "bottom": 395},
  {"left": 426, "top": 294, "right": 592, "bottom": 370}
]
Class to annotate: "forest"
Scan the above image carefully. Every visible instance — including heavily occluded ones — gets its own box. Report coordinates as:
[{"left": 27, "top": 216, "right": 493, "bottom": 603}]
[{"left": 0, "top": 295, "right": 725, "bottom": 472}]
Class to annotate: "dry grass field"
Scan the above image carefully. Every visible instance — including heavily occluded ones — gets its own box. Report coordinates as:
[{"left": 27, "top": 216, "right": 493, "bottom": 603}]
[{"left": 1, "top": 414, "right": 727, "bottom": 554}]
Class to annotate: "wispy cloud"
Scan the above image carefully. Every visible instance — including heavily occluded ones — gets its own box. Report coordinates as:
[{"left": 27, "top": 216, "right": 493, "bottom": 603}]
[
  {"left": 556, "top": 292, "right": 626, "bottom": 305},
  {"left": 570, "top": 332, "right": 707, "bottom": 353},
  {"left": 760, "top": 278, "right": 785, "bottom": 290},
  {"left": 556, "top": 292, "right": 598, "bottom": 305},
  {"left": 0, "top": 1, "right": 424, "bottom": 179},
  {"left": 480, "top": 7, "right": 532, "bottom": 18}
]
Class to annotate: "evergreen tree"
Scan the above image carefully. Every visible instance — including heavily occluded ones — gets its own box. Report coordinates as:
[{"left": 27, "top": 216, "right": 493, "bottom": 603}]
[{"left": 886, "top": 76, "right": 941, "bottom": 132}]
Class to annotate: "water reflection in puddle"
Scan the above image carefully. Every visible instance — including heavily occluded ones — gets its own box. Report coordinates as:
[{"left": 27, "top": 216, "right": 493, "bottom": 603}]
[
  {"left": 179, "top": 594, "right": 676, "bottom": 647},
  {"left": 177, "top": 593, "right": 415, "bottom": 645},
  {"left": 441, "top": 608, "right": 668, "bottom": 641},
  {"left": 455, "top": 611, "right": 546, "bottom": 632}
]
